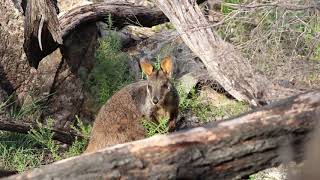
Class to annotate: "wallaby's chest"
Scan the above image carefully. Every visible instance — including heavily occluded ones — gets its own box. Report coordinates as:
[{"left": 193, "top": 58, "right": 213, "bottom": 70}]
[{"left": 153, "top": 107, "right": 170, "bottom": 121}]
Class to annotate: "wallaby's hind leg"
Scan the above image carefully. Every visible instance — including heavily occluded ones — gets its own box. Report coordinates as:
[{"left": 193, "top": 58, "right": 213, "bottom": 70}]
[
  {"left": 84, "top": 132, "right": 101, "bottom": 154},
  {"left": 84, "top": 127, "right": 111, "bottom": 153}
]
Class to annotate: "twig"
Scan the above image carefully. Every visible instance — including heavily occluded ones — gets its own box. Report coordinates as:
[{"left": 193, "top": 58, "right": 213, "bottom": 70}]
[
  {"left": 0, "top": 115, "right": 82, "bottom": 144},
  {"left": 224, "top": 1, "right": 320, "bottom": 11}
]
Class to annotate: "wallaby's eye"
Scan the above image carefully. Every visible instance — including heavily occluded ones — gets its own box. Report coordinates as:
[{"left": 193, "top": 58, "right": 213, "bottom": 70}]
[
  {"left": 147, "top": 85, "right": 152, "bottom": 92},
  {"left": 162, "top": 84, "right": 169, "bottom": 90}
]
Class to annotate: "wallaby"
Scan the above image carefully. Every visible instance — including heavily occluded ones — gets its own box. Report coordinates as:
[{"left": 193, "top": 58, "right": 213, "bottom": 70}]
[{"left": 84, "top": 56, "right": 179, "bottom": 153}]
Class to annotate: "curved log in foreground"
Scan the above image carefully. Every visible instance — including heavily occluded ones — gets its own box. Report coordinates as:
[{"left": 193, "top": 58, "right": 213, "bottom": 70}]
[
  {"left": 0, "top": 115, "right": 82, "bottom": 144},
  {"left": 4, "top": 90, "right": 320, "bottom": 180}
]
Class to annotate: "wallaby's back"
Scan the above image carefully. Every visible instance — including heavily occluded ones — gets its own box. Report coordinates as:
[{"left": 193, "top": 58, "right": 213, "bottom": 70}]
[{"left": 85, "top": 81, "right": 147, "bottom": 153}]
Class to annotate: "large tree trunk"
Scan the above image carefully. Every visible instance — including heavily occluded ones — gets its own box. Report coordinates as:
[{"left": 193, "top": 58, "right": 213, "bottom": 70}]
[
  {"left": 0, "top": 0, "right": 30, "bottom": 95},
  {"left": 4, "top": 90, "right": 320, "bottom": 180},
  {"left": 154, "top": 0, "right": 301, "bottom": 106}
]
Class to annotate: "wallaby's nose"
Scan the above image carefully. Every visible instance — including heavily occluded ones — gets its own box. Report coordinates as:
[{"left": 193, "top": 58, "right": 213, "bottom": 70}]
[{"left": 152, "top": 97, "right": 159, "bottom": 104}]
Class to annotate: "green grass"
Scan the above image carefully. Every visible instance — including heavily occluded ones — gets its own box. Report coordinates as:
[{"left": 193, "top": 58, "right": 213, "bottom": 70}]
[
  {"left": 29, "top": 119, "right": 61, "bottom": 161},
  {"left": 176, "top": 81, "right": 249, "bottom": 122},
  {"left": 5, "top": 93, "right": 52, "bottom": 120},
  {"left": 0, "top": 116, "right": 91, "bottom": 172},
  {"left": 65, "top": 116, "right": 91, "bottom": 157},
  {"left": 151, "top": 22, "right": 175, "bottom": 33},
  {"left": 175, "top": 82, "right": 215, "bottom": 122},
  {"left": 0, "top": 131, "right": 44, "bottom": 172},
  {"left": 142, "top": 117, "right": 169, "bottom": 137},
  {"left": 85, "top": 14, "right": 133, "bottom": 108},
  {"left": 221, "top": 0, "right": 242, "bottom": 14}
]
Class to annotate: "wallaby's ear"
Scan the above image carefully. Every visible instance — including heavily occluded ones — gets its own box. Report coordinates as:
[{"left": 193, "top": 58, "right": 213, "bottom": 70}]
[
  {"left": 160, "top": 56, "right": 173, "bottom": 76},
  {"left": 140, "top": 58, "right": 153, "bottom": 77}
]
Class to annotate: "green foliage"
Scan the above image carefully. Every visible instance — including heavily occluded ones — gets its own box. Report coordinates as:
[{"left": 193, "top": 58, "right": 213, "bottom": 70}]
[
  {"left": 87, "top": 32, "right": 132, "bottom": 107},
  {"left": 0, "top": 115, "right": 92, "bottom": 172},
  {"left": 176, "top": 81, "right": 249, "bottom": 122},
  {"left": 29, "top": 119, "right": 61, "bottom": 161},
  {"left": 176, "top": 83, "right": 214, "bottom": 122},
  {"left": 142, "top": 117, "right": 169, "bottom": 137},
  {"left": 221, "top": 0, "right": 242, "bottom": 14},
  {"left": 71, "top": 115, "right": 91, "bottom": 139},
  {"left": 141, "top": 56, "right": 162, "bottom": 80},
  {"left": 151, "top": 22, "right": 175, "bottom": 33},
  {"left": 8, "top": 93, "right": 51, "bottom": 119},
  {"left": 210, "top": 100, "right": 248, "bottom": 119},
  {"left": 65, "top": 116, "right": 92, "bottom": 157},
  {"left": 0, "top": 95, "right": 13, "bottom": 114},
  {"left": 154, "top": 56, "right": 161, "bottom": 70}
]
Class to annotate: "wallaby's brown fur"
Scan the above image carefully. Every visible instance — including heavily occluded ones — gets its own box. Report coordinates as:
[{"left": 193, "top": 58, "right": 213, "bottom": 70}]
[{"left": 85, "top": 57, "right": 179, "bottom": 153}]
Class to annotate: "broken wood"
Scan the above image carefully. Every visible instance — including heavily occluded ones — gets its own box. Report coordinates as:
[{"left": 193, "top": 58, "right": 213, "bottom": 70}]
[
  {"left": 25, "top": 1, "right": 169, "bottom": 68},
  {"left": 0, "top": 115, "right": 82, "bottom": 144},
  {"left": 154, "top": 0, "right": 301, "bottom": 106},
  {"left": 24, "top": 0, "right": 62, "bottom": 68},
  {"left": 0, "top": 0, "right": 31, "bottom": 94},
  {"left": 5, "top": 90, "right": 320, "bottom": 180},
  {"left": 59, "top": 1, "right": 168, "bottom": 38}
]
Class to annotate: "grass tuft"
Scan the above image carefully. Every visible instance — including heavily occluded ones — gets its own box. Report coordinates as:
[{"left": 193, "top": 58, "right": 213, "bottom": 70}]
[{"left": 142, "top": 117, "right": 169, "bottom": 137}]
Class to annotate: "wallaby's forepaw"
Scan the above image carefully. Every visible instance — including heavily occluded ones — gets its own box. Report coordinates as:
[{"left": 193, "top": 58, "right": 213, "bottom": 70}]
[{"left": 168, "top": 120, "right": 176, "bottom": 132}]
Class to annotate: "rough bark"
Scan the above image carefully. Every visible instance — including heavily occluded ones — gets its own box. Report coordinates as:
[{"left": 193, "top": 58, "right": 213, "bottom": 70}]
[
  {"left": 26, "top": 1, "right": 168, "bottom": 68},
  {"left": 4, "top": 90, "right": 320, "bottom": 180},
  {"left": 0, "top": 114, "right": 82, "bottom": 144},
  {"left": 0, "top": 0, "right": 30, "bottom": 94},
  {"left": 154, "top": 0, "right": 301, "bottom": 106},
  {"left": 24, "top": 0, "right": 62, "bottom": 68},
  {"left": 59, "top": 1, "right": 168, "bottom": 38}
]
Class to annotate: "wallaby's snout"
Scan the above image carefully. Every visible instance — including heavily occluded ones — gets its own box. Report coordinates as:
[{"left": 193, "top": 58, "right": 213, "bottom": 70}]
[
  {"left": 152, "top": 97, "right": 159, "bottom": 104},
  {"left": 140, "top": 57, "right": 174, "bottom": 107}
]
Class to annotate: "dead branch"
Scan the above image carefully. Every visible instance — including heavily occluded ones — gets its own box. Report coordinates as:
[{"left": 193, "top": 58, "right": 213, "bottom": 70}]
[
  {"left": 224, "top": 1, "right": 320, "bottom": 11},
  {"left": 0, "top": 115, "right": 82, "bottom": 144},
  {"left": 59, "top": 1, "right": 168, "bottom": 38},
  {"left": 154, "top": 0, "right": 302, "bottom": 106},
  {"left": 4, "top": 90, "right": 320, "bottom": 180}
]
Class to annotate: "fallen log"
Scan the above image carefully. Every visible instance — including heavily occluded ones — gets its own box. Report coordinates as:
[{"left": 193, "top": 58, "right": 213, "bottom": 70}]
[
  {"left": 0, "top": 115, "right": 82, "bottom": 144},
  {"left": 4, "top": 90, "right": 320, "bottom": 180},
  {"left": 154, "top": 0, "right": 301, "bottom": 106}
]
